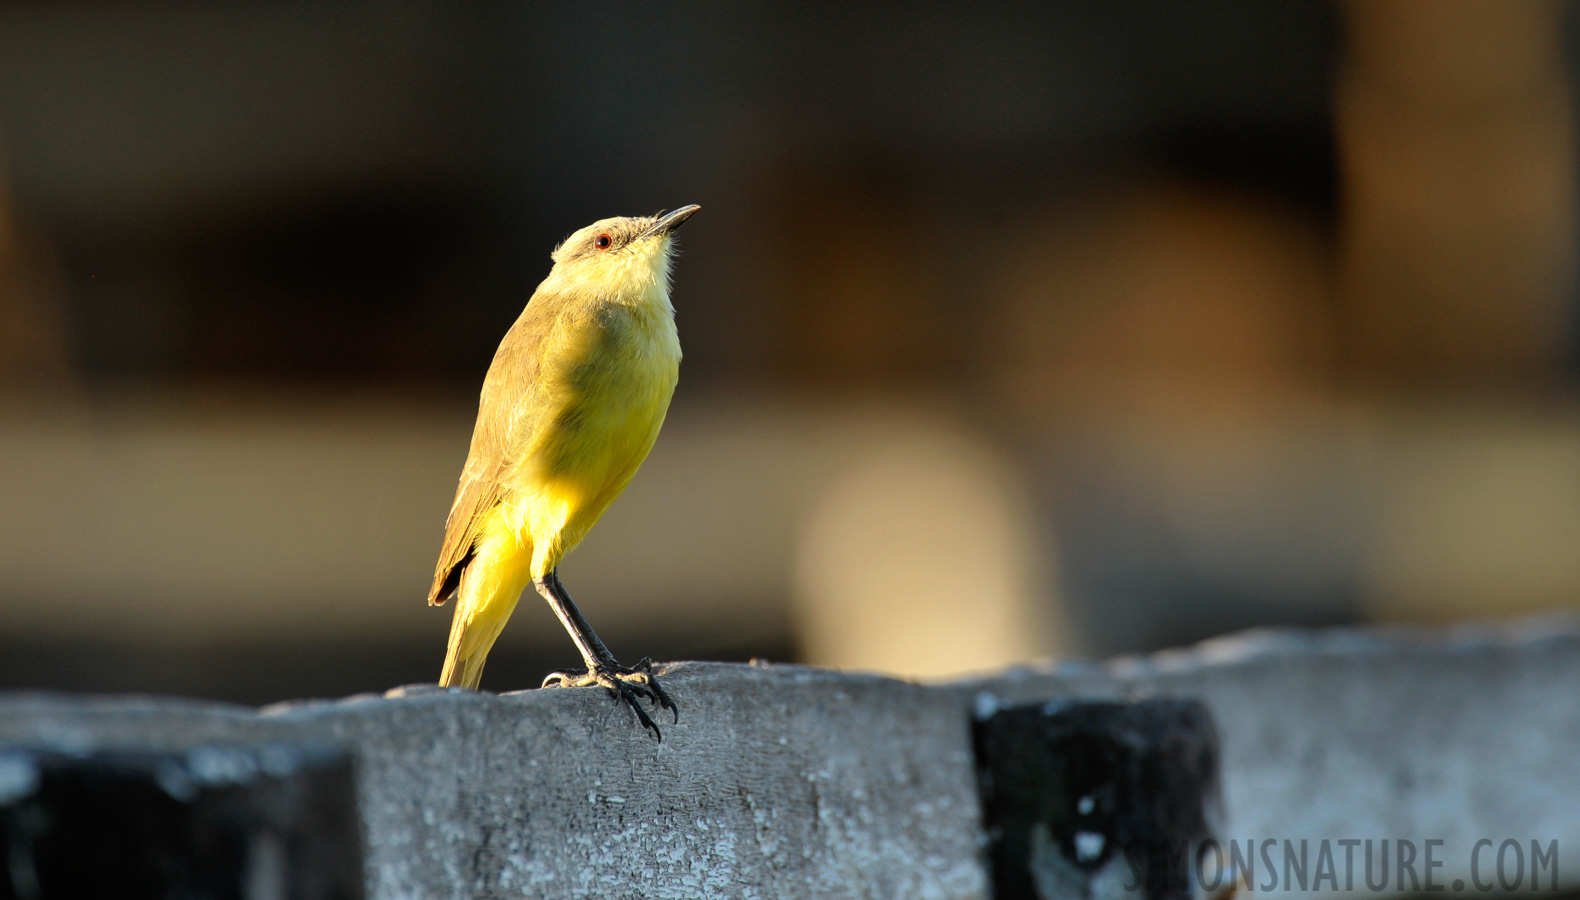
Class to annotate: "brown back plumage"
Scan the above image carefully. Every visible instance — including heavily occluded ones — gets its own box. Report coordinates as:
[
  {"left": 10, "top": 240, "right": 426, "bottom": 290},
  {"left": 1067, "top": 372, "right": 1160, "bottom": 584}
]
[{"left": 426, "top": 297, "right": 557, "bottom": 606}]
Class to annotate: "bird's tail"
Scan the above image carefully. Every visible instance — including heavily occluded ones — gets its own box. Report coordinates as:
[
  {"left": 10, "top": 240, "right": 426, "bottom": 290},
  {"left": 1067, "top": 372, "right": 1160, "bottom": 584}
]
[
  {"left": 439, "top": 607, "right": 488, "bottom": 689},
  {"left": 438, "top": 558, "right": 525, "bottom": 689}
]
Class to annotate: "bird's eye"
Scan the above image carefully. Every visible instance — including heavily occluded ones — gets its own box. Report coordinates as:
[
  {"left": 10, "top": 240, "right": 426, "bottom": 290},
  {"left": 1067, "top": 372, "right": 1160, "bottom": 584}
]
[{"left": 595, "top": 233, "right": 613, "bottom": 250}]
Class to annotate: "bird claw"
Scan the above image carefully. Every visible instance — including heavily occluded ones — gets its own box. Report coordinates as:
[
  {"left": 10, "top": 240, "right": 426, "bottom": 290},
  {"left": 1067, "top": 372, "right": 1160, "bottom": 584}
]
[{"left": 542, "top": 659, "right": 678, "bottom": 740}]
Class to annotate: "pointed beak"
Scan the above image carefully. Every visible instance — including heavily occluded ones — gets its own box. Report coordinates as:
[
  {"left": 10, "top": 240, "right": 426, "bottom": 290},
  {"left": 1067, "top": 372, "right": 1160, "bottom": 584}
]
[{"left": 643, "top": 204, "right": 701, "bottom": 239}]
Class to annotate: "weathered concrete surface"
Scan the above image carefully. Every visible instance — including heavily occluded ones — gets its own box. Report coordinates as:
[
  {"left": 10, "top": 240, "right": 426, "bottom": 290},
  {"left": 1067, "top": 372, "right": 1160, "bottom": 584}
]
[
  {"left": 970, "top": 617, "right": 1580, "bottom": 895},
  {"left": 0, "top": 663, "right": 987, "bottom": 900},
  {"left": 0, "top": 619, "right": 1577, "bottom": 899}
]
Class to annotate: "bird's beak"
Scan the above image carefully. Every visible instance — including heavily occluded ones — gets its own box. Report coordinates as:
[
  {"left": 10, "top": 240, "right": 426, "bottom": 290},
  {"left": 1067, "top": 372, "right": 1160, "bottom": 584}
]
[{"left": 643, "top": 204, "right": 701, "bottom": 239}]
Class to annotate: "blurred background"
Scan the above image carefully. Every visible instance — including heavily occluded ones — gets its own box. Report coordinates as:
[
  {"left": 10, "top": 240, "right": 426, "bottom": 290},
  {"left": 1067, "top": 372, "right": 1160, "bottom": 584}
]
[{"left": 0, "top": 0, "right": 1576, "bottom": 704}]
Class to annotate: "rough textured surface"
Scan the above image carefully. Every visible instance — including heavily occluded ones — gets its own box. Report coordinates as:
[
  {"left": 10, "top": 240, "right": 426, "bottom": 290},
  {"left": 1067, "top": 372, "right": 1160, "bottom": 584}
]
[
  {"left": 0, "top": 619, "right": 1576, "bottom": 899},
  {"left": 969, "top": 617, "right": 1580, "bottom": 895},
  {"left": 0, "top": 663, "right": 987, "bottom": 900}
]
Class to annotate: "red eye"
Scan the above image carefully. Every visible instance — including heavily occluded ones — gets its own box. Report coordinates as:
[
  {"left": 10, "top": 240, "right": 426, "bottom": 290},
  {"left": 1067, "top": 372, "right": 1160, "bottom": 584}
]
[{"left": 595, "top": 233, "right": 612, "bottom": 250}]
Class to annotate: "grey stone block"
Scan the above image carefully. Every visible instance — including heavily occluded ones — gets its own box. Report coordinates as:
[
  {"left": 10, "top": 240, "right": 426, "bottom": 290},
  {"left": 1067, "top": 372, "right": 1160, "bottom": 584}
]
[
  {"left": 0, "top": 618, "right": 1574, "bottom": 899},
  {"left": 968, "top": 617, "right": 1580, "bottom": 896},
  {"left": 0, "top": 665, "right": 987, "bottom": 900}
]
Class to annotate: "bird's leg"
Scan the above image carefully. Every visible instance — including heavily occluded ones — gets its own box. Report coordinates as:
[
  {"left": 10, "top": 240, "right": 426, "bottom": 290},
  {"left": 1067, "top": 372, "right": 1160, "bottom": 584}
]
[
  {"left": 535, "top": 570, "right": 677, "bottom": 738},
  {"left": 538, "top": 570, "right": 616, "bottom": 667},
  {"left": 541, "top": 570, "right": 676, "bottom": 717}
]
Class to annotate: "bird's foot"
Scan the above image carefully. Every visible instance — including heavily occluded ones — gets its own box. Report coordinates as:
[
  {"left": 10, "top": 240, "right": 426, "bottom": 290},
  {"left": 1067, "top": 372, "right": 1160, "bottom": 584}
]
[{"left": 541, "top": 657, "right": 678, "bottom": 740}]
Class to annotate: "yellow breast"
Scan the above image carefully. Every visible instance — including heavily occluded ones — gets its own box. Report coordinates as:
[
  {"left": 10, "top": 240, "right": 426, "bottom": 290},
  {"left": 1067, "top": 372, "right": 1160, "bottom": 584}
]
[{"left": 502, "top": 265, "right": 681, "bottom": 576}]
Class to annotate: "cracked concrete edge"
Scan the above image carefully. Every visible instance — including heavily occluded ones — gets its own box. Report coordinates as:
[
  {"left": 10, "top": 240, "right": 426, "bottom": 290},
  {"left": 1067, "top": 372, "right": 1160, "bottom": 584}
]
[
  {"left": 0, "top": 662, "right": 989, "bottom": 899},
  {"left": 0, "top": 617, "right": 1575, "bottom": 898},
  {"left": 959, "top": 615, "right": 1580, "bottom": 893}
]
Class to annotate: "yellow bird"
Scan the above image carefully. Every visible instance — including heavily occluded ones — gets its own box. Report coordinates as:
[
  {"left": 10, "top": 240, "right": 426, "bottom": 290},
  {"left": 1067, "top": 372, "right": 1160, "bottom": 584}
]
[{"left": 428, "top": 205, "right": 698, "bottom": 737}]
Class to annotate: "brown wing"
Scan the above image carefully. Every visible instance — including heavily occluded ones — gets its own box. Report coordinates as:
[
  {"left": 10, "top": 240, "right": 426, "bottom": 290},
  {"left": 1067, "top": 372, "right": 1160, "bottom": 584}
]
[{"left": 426, "top": 296, "right": 558, "bottom": 605}]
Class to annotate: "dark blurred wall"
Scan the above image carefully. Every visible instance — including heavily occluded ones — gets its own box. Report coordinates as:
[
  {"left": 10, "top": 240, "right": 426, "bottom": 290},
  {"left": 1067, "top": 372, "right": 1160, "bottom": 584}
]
[
  {"left": 3, "top": 2, "right": 1579, "bottom": 700},
  {"left": 0, "top": 1, "right": 1340, "bottom": 393},
  {"left": 1337, "top": 0, "right": 1577, "bottom": 387}
]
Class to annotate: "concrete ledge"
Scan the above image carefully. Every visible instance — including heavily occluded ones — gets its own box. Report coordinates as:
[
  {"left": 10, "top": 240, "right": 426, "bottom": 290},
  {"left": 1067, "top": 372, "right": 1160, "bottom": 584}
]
[
  {"left": 1, "top": 664, "right": 987, "bottom": 900},
  {"left": 1, "top": 619, "right": 1577, "bottom": 898},
  {"left": 972, "top": 617, "right": 1580, "bottom": 895}
]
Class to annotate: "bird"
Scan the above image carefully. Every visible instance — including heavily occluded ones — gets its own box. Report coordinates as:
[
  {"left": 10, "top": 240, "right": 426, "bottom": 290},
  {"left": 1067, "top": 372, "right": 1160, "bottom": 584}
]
[{"left": 428, "top": 205, "right": 699, "bottom": 738}]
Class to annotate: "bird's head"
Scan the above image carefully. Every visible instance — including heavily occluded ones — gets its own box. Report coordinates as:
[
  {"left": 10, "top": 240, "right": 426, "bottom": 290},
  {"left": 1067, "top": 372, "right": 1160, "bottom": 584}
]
[{"left": 547, "top": 205, "right": 700, "bottom": 304}]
